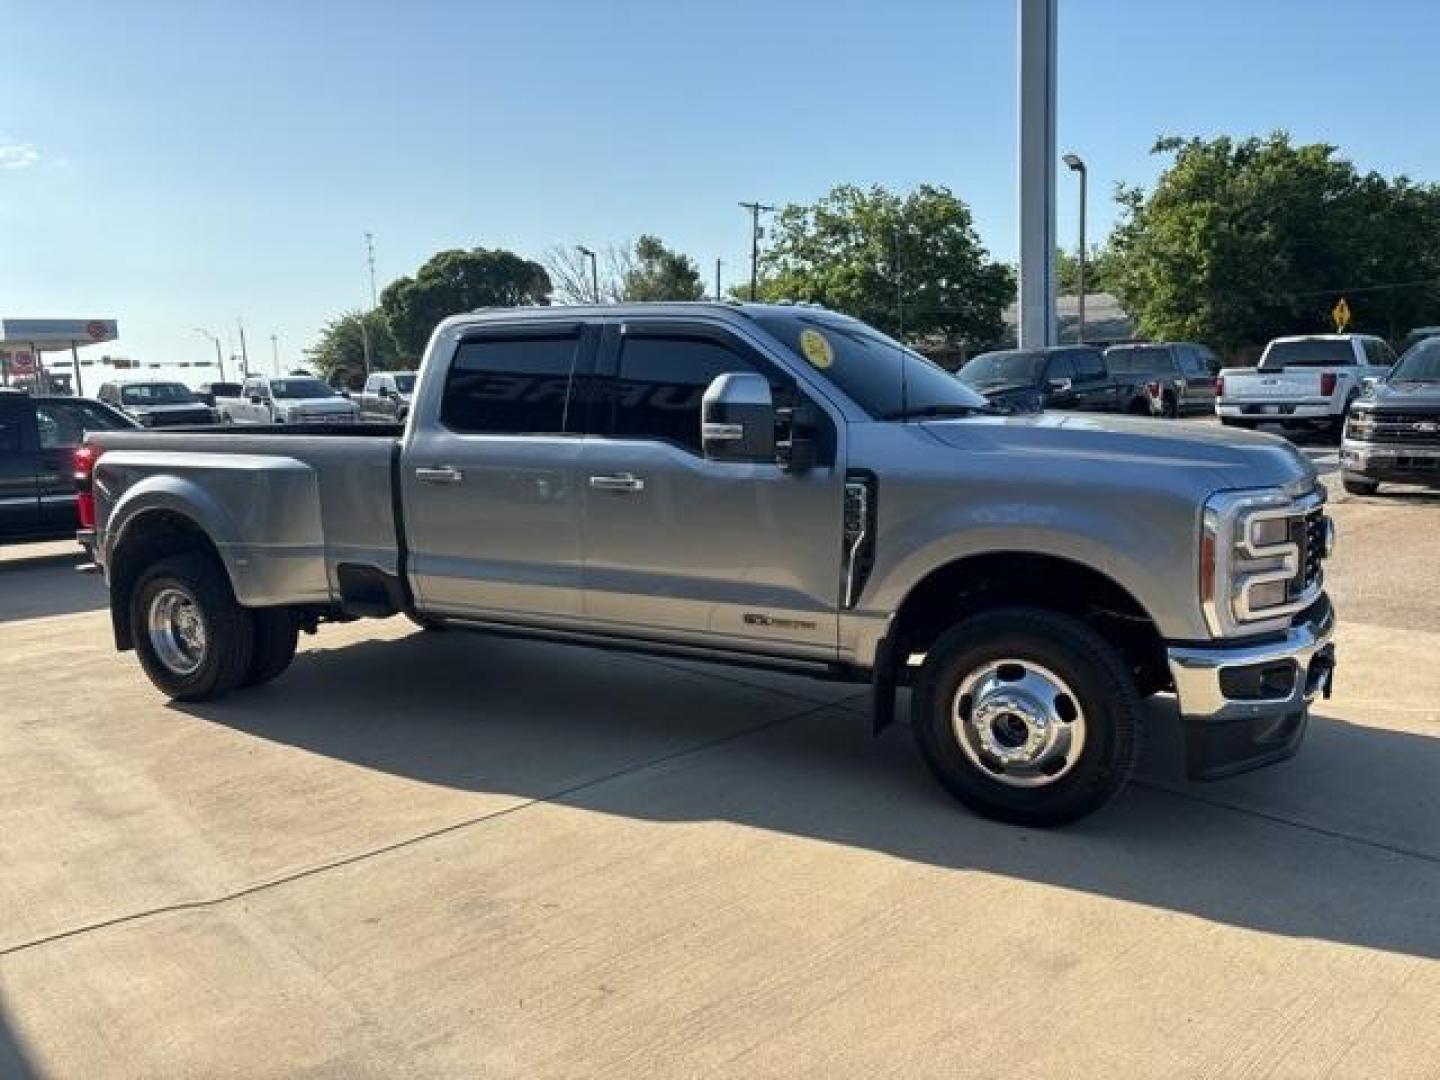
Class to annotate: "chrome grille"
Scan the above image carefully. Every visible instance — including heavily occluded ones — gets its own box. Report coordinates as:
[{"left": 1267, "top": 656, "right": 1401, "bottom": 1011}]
[{"left": 1362, "top": 411, "right": 1440, "bottom": 445}]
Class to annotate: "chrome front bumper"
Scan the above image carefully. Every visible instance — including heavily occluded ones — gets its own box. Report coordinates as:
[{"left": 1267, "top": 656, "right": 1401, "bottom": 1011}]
[{"left": 1166, "top": 600, "right": 1335, "bottom": 780}]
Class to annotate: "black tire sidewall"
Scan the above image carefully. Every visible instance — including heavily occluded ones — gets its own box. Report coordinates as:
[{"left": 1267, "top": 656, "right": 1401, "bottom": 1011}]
[
  {"left": 912, "top": 608, "right": 1139, "bottom": 826},
  {"left": 130, "top": 553, "right": 253, "bottom": 701},
  {"left": 241, "top": 607, "right": 300, "bottom": 688}
]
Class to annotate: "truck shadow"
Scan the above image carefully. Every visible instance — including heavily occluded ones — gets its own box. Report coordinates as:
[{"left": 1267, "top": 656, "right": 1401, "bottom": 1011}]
[
  {"left": 0, "top": 547, "right": 108, "bottom": 624},
  {"left": 182, "top": 628, "right": 1440, "bottom": 963}
]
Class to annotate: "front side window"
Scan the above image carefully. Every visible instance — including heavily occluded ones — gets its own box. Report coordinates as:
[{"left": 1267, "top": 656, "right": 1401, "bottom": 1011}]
[
  {"left": 441, "top": 334, "right": 582, "bottom": 435},
  {"left": 610, "top": 334, "right": 768, "bottom": 453},
  {"left": 1069, "top": 348, "right": 1106, "bottom": 380},
  {"left": 393, "top": 374, "right": 416, "bottom": 394},
  {"left": 1046, "top": 354, "right": 1077, "bottom": 381},
  {"left": 1106, "top": 346, "right": 1174, "bottom": 377},
  {"left": 0, "top": 400, "right": 22, "bottom": 452}
]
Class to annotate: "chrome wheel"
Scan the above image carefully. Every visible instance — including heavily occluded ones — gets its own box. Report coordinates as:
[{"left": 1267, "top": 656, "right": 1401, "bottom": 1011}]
[
  {"left": 147, "top": 586, "right": 208, "bottom": 676},
  {"left": 952, "top": 659, "right": 1086, "bottom": 788}
]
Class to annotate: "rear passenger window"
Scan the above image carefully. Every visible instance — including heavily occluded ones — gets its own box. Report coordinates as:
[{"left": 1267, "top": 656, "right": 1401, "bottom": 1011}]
[
  {"left": 1046, "top": 354, "right": 1077, "bottom": 382},
  {"left": 1071, "top": 349, "right": 1105, "bottom": 380},
  {"left": 442, "top": 334, "right": 582, "bottom": 435},
  {"left": 612, "top": 335, "right": 767, "bottom": 453},
  {"left": 0, "top": 402, "right": 22, "bottom": 452}
]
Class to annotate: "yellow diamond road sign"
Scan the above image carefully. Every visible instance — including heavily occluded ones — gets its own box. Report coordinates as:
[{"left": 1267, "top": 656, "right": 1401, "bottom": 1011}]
[{"left": 1332, "top": 297, "right": 1352, "bottom": 332}]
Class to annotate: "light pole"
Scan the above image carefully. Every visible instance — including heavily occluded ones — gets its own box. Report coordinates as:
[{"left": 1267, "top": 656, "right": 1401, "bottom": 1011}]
[
  {"left": 576, "top": 245, "right": 599, "bottom": 303},
  {"left": 270, "top": 334, "right": 280, "bottom": 375},
  {"left": 194, "top": 327, "right": 226, "bottom": 382},
  {"left": 738, "top": 201, "right": 774, "bottom": 300},
  {"left": 236, "top": 317, "right": 250, "bottom": 378},
  {"left": 1063, "top": 152, "right": 1088, "bottom": 343}
]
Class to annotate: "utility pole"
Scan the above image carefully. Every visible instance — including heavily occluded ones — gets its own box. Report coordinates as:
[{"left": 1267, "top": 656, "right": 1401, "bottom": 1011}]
[
  {"left": 365, "top": 232, "right": 378, "bottom": 309},
  {"left": 1063, "top": 153, "right": 1088, "bottom": 342},
  {"left": 194, "top": 328, "right": 226, "bottom": 382},
  {"left": 237, "top": 317, "right": 251, "bottom": 378},
  {"left": 577, "top": 246, "right": 599, "bottom": 303},
  {"left": 738, "top": 201, "right": 774, "bottom": 301},
  {"left": 1018, "top": 0, "right": 1058, "bottom": 348},
  {"left": 715, "top": 258, "right": 722, "bottom": 301},
  {"left": 270, "top": 334, "right": 280, "bottom": 375}
]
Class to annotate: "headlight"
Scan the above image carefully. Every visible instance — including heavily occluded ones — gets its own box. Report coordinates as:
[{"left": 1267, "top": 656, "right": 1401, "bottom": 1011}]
[{"left": 1201, "top": 487, "right": 1330, "bottom": 636}]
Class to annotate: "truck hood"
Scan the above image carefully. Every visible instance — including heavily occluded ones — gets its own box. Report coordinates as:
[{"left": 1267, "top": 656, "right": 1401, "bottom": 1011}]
[
  {"left": 920, "top": 412, "right": 1315, "bottom": 492},
  {"left": 1366, "top": 380, "right": 1440, "bottom": 408}
]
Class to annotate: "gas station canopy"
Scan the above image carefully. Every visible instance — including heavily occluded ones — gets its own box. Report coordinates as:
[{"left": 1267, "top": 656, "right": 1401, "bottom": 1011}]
[{"left": 0, "top": 317, "right": 119, "bottom": 395}]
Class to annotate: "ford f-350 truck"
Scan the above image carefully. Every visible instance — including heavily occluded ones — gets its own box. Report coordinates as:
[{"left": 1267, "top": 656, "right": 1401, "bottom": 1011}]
[{"left": 78, "top": 303, "right": 1336, "bottom": 825}]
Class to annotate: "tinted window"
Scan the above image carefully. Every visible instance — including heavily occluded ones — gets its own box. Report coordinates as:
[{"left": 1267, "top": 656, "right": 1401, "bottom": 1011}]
[
  {"left": 393, "top": 374, "right": 416, "bottom": 393},
  {"left": 958, "top": 350, "right": 1046, "bottom": 389},
  {"left": 1260, "top": 339, "right": 1356, "bottom": 369},
  {"left": 1069, "top": 348, "right": 1106, "bottom": 380},
  {"left": 271, "top": 378, "right": 336, "bottom": 399},
  {"left": 1393, "top": 339, "right": 1440, "bottom": 381},
  {"left": 34, "top": 399, "right": 130, "bottom": 449},
  {"left": 442, "top": 334, "right": 582, "bottom": 434},
  {"left": 1106, "top": 346, "right": 1175, "bottom": 376},
  {"left": 1045, "top": 353, "right": 1077, "bottom": 381},
  {"left": 0, "top": 399, "right": 23, "bottom": 452},
  {"left": 612, "top": 335, "right": 765, "bottom": 452}
]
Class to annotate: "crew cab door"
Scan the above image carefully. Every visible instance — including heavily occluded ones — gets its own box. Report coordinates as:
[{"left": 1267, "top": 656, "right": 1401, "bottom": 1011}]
[
  {"left": 0, "top": 395, "right": 39, "bottom": 536},
  {"left": 31, "top": 398, "right": 133, "bottom": 530},
  {"left": 402, "top": 322, "right": 597, "bottom": 620},
  {"left": 578, "top": 320, "right": 843, "bottom": 658}
]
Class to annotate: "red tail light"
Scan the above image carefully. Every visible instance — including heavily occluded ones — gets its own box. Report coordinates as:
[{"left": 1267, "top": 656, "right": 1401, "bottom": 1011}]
[
  {"left": 74, "top": 444, "right": 99, "bottom": 530},
  {"left": 1145, "top": 380, "right": 1162, "bottom": 398},
  {"left": 1320, "top": 372, "right": 1337, "bottom": 396},
  {"left": 1215, "top": 374, "right": 1225, "bottom": 397}
]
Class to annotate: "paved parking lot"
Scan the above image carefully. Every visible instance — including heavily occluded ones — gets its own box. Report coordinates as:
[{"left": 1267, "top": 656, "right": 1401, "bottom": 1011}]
[{"left": 2, "top": 452, "right": 1438, "bottom": 1078}]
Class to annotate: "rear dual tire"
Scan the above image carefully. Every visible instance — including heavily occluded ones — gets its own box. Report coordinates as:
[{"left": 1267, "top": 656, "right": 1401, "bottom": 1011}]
[{"left": 130, "top": 553, "right": 299, "bottom": 701}]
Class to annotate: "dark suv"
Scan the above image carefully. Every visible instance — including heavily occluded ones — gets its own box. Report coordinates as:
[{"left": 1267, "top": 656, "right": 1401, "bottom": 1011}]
[
  {"left": 958, "top": 345, "right": 1158, "bottom": 415},
  {"left": 1104, "top": 342, "right": 1221, "bottom": 417}
]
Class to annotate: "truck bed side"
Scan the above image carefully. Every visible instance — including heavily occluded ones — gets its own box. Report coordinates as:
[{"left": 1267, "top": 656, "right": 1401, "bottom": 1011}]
[{"left": 88, "top": 426, "right": 402, "bottom": 608}]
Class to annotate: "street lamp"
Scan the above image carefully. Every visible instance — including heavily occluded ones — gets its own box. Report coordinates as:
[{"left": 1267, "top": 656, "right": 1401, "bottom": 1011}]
[
  {"left": 1062, "top": 152, "right": 1088, "bottom": 343},
  {"left": 193, "top": 327, "right": 226, "bottom": 382},
  {"left": 576, "top": 246, "right": 599, "bottom": 303}
]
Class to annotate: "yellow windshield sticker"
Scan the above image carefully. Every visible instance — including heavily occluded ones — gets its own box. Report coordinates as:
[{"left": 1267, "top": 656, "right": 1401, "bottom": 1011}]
[{"left": 799, "top": 328, "right": 834, "bottom": 369}]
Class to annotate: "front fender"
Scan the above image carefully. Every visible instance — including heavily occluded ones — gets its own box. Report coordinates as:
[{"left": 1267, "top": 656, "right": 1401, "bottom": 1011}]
[{"left": 99, "top": 452, "right": 330, "bottom": 606}]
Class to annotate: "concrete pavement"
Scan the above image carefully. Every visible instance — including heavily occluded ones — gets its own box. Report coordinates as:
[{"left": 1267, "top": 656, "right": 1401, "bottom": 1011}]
[{"left": 0, "top": 481, "right": 1437, "bottom": 1077}]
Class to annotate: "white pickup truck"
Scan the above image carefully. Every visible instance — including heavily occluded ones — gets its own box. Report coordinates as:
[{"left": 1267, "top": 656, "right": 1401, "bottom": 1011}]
[{"left": 1217, "top": 334, "right": 1396, "bottom": 436}]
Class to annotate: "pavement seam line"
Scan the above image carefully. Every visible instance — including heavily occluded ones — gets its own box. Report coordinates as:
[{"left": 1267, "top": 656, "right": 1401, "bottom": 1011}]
[
  {"left": 0, "top": 692, "right": 866, "bottom": 960},
  {"left": 1132, "top": 779, "right": 1440, "bottom": 867}
]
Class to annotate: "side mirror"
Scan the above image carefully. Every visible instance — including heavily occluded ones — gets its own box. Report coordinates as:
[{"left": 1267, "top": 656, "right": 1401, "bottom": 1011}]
[
  {"left": 701, "top": 373, "right": 776, "bottom": 463},
  {"left": 1048, "top": 377, "right": 1073, "bottom": 394}
]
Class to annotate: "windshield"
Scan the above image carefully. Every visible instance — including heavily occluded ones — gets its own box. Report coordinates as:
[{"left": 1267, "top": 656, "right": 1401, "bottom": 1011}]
[
  {"left": 1260, "top": 339, "right": 1355, "bottom": 369},
  {"left": 1391, "top": 339, "right": 1440, "bottom": 381},
  {"left": 121, "top": 383, "right": 196, "bottom": 405},
  {"left": 1105, "top": 346, "right": 1171, "bottom": 375},
  {"left": 394, "top": 374, "right": 417, "bottom": 393},
  {"left": 752, "top": 313, "right": 988, "bottom": 419},
  {"left": 957, "top": 351, "right": 1045, "bottom": 388},
  {"left": 271, "top": 378, "right": 338, "bottom": 399}
]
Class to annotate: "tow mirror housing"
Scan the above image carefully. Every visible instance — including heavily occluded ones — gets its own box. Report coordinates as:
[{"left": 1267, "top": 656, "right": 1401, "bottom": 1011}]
[{"left": 701, "top": 373, "right": 776, "bottom": 463}]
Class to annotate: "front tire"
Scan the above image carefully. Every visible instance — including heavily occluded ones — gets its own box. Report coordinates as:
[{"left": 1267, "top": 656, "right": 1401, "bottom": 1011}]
[
  {"left": 1342, "top": 473, "right": 1380, "bottom": 496},
  {"left": 911, "top": 607, "right": 1140, "bottom": 826},
  {"left": 130, "top": 553, "right": 254, "bottom": 702}
]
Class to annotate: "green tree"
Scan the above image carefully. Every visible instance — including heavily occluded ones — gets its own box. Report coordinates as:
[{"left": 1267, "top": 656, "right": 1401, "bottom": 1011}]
[
  {"left": 622, "top": 235, "right": 706, "bottom": 300},
  {"left": 1108, "top": 133, "right": 1440, "bottom": 354},
  {"left": 1056, "top": 245, "right": 1117, "bottom": 295},
  {"left": 304, "top": 309, "right": 402, "bottom": 388},
  {"left": 381, "top": 247, "right": 551, "bottom": 356},
  {"left": 758, "top": 183, "right": 1013, "bottom": 346}
]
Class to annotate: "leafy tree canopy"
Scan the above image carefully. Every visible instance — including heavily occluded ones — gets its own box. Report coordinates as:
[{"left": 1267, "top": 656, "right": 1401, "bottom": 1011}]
[
  {"left": 1108, "top": 133, "right": 1440, "bottom": 353},
  {"left": 622, "top": 235, "right": 706, "bottom": 301},
  {"left": 756, "top": 183, "right": 1014, "bottom": 346},
  {"left": 304, "top": 309, "right": 401, "bottom": 389},
  {"left": 381, "top": 247, "right": 551, "bottom": 356}
]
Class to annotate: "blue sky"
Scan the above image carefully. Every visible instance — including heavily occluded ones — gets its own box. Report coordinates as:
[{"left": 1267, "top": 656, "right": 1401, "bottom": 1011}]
[{"left": 3, "top": 0, "right": 1439, "bottom": 375}]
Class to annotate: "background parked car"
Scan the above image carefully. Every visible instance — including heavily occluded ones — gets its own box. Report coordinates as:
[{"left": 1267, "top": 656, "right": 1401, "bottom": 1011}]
[
  {"left": 1340, "top": 336, "right": 1440, "bottom": 494},
  {"left": 0, "top": 388, "right": 137, "bottom": 543},
  {"left": 219, "top": 375, "right": 362, "bottom": 425},
  {"left": 1216, "top": 334, "right": 1395, "bottom": 438},
  {"left": 195, "top": 381, "right": 243, "bottom": 408},
  {"left": 1399, "top": 326, "right": 1440, "bottom": 354},
  {"left": 356, "top": 371, "right": 416, "bottom": 423},
  {"left": 1103, "top": 342, "right": 1221, "bottom": 418},
  {"left": 957, "top": 345, "right": 1160, "bottom": 415},
  {"left": 96, "top": 381, "right": 218, "bottom": 427}
]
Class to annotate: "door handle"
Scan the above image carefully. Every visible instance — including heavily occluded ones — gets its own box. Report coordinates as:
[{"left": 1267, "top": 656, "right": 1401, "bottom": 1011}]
[
  {"left": 588, "top": 472, "right": 645, "bottom": 493},
  {"left": 415, "top": 465, "right": 464, "bottom": 485}
]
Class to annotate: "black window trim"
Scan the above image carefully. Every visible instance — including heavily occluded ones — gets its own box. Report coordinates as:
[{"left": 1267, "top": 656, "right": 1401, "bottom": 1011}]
[{"left": 439, "top": 320, "right": 596, "bottom": 438}]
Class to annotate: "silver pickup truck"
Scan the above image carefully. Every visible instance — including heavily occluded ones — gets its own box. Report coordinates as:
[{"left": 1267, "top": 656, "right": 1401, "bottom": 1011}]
[{"left": 78, "top": 302, "right": 1337, "bottom": 825}]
